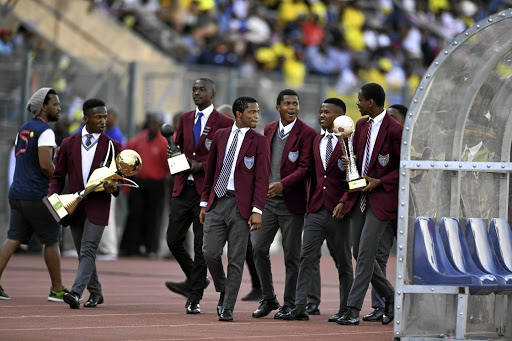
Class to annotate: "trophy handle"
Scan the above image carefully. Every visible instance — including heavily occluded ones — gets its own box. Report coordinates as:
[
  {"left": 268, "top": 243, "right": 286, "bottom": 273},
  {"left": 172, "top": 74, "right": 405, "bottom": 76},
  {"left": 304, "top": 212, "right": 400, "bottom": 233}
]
[{"left": 117, "top": 178, "right": 139, "bottom": 189}]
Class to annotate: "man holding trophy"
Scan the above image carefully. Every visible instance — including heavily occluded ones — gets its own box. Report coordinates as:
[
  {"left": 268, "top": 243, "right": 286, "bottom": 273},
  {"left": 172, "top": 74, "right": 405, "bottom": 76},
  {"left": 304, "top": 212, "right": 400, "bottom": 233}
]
[
  {"left": 48, "top": 99, "right": 124, "bottom": 309},
  {"left": 335, "top": 83, "right": 402, "bottom": 326}
]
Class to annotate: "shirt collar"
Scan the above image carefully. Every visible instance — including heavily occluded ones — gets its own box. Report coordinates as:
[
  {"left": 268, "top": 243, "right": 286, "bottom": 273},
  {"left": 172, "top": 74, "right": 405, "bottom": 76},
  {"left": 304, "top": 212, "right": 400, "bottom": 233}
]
[
  {"left": 196, "top": 104, "right": 214, "bottom": 119},
  {"left": 371, "top": 109, "right": 387, "bottom": 124},
  {"left": 231, "top": 123, "right": 250, "bottom": 137},
  {"left": 81, "top": 126, "right": 101, "bottom": 139},
  {"left": 322, "top": 131, "right": 336, "bottom": 140},
  {"left": 279, "top": 118, "right": 297, "bottom": 136}
]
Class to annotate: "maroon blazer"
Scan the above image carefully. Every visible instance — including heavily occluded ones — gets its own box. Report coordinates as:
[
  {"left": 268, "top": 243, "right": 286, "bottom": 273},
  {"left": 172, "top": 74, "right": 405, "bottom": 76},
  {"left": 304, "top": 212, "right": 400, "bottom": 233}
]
[
  {"left": 201, "top": 127, "right": 270, "bottom": 220},
  {"left": 48, "top": 133, "right": 122, "bottom": 226},
  {"left": 264, "top": 119, "right": 317, "bottom": 214},
  {"left": 340, "top": 113, "right": 402, "bottom": 221},
  {"left": 173, "top": 109, "right": 234, "bottom": 197},
  {"left": 308, "top": 134, "right": 348, "bottom": 214}
]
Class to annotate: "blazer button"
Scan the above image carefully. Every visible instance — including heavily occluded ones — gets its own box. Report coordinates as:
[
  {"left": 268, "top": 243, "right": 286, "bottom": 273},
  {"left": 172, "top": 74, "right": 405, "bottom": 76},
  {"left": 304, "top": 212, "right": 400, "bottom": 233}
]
[
  {"left": 323, "top": 186, "right": 326, "bottom": 190},
  {"left": 324, "top": 175, "right": 327, "bottom": 178},
  {"left": 192, "top": 152, "right": 196, "bottom": 156}
]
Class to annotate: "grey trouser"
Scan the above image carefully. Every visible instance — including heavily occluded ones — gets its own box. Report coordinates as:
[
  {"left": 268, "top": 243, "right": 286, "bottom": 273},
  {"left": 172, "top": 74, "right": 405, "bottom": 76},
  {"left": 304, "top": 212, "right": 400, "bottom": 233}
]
[
  {"left": 251, "top": 197, "right": 304, "bottom": 307},
  {"left": 203, "top": 196, "right": 250, "bottom": 311},
  {"left": 70, "top": 218, "right": 105, "bottom": 296}
]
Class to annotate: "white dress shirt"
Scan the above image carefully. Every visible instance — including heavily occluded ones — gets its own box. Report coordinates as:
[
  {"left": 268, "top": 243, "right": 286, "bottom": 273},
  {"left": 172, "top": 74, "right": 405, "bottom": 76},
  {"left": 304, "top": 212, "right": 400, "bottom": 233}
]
[
  {"left": 362, "top": 109, "right": 386, "bottom": 175},
  {"left": 319, "top": 132, "right": 338, "bottom": 170},
  {"left": 81, "top": 127, "right": 101, "bottom": 188}
]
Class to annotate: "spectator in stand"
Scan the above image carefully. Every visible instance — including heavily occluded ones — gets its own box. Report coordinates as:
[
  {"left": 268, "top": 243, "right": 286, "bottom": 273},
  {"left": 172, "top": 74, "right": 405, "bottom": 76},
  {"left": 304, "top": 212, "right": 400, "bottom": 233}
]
[
  {"left": 120, "top": 112, "right": 169, "bottom": 258},
  {"left": 0, "top": 27, "right": 14, "bottom": 56}
]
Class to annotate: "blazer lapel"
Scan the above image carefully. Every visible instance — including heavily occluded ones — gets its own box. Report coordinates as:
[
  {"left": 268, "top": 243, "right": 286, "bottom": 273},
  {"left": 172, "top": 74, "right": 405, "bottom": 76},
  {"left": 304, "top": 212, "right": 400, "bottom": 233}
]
[
  {"left": 217, "top": 129, "right": 230, "bottom": 168},
  {"left": 369, "top": 114, "right": 390, "bottom": 169},
  {"left": 236, "top": 129, "right": 254, "bottom": 167},
  {"left": 72, "top": 134, "right": 84, "bottom": 187},
  {"left": 326, "top": 140, "right": 341, "bottom": 171},
  {"left": 89, "top": 134, "right": 108, "bottom": 181},
  {"left": 196, "top": 110, "right": 217, "bottom": 149}
]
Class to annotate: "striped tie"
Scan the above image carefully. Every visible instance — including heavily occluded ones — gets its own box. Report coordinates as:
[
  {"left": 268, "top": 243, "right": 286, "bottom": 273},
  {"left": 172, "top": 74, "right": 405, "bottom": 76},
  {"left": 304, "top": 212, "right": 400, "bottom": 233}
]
[
  {"left": 85, "top": 134, "right": 93, "bottom": 147},
  {"left": 214, "top": 129, "right": 240, "bottom": 198},
  {"left": 360, "top": 118, "right": 373, "bottom": 212},
  {"left": 325, "top": 134, "right": 333, "bottom": 169}
]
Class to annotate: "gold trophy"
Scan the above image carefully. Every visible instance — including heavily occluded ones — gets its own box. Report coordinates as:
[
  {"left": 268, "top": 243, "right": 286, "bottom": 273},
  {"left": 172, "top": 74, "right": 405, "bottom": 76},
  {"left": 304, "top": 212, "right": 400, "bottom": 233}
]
[
  {"left": 43, "top": 141, "right": 142, "bottom": 223},
  {"left": 333, "top": 116, "right": 367, "bottom": 192}
]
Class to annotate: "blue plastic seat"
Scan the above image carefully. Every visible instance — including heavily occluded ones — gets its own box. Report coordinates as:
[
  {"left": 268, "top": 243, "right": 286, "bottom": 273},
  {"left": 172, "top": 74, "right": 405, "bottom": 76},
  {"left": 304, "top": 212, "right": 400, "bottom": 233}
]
[
  {"left": 438, "top": 217, "right": 498, "bottom": 294},
  {"left": 488, "top": 218, "right": 512, "bottom": 273},
  {"left": 412, "top": 217, "right": 488, "bottom": 293},
  {"left": 465, "top": 218, "right": 512, "bottom": 293}
]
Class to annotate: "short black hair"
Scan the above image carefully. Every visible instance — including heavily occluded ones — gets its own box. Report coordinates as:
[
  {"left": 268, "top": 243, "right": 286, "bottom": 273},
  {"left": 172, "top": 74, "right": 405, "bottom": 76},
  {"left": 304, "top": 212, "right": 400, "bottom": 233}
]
[
  {"left": 195, "top": 78, "right": 216, "bottom": 93},
  {"left": 233, "top": 96, "right": 258, "bottom": 116},
  {"left": 276, "top": 89, "right": 299, "bottom": 105},
  {"left": 322, "top": 98, "right": 346, "bottom": 114},
  {"left": 389, "top": 104, "right": 408, "bottom": 117},
  {"left": 43, "top": 89, "right": 57, "bottom": 105},
  {"left": 360, "top": 83, "right": 386, "bottom": 107},
  {"left": 83, "top": 99, "right": 106, "bottom": 115}
]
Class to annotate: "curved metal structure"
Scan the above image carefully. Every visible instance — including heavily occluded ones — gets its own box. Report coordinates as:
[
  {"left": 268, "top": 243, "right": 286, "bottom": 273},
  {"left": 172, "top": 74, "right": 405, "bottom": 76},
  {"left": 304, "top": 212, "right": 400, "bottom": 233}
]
[{"left": 395, "top": 8, "right": 512, "bottom": 340}]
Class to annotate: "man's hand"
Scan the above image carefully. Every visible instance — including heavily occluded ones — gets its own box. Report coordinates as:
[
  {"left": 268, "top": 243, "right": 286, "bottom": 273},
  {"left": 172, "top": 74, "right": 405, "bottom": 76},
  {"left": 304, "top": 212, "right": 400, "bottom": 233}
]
[
  {"left": 248, "top": 212, "right": 262, "bottom": 232},
  {"left": 332, "top": 202, "right": 345, "bottom": 220},
  {"left": 362, "top": 176, "right": 381, "bottom": 192},
  {"left": 199, "top": 207, "right": 206, "bottom": 225},
  {"left": 267, "top": 182, "right": 284, "bottom": 198},
  {"left": 166, "top": 145, "right": 173, "bottom": 158},
  {"left": 188, "top": 159, "right": 203, "bottom": 174},
  {"left": 103, "top": 180, "right": 118, "bottom": 194}
]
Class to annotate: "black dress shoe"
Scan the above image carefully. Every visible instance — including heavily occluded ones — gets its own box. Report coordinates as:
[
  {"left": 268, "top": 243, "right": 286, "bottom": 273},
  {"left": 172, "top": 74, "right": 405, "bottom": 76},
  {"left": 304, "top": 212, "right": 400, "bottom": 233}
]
[
  {"left": 252, "top": 297, "right": 280, "bottom": 318},
  {"left": 328, "top": 309, "right": 348, "bottom": 322},
  {"left": 217, "top": 292, "right": 225, "bottom": 317},
  {"left": 84, "top": 293, "right": 104, "bottom": 308},
  {"left": 186, "top": 300, "right": 201, "bottom": 314},
  {"left": 306, "top": 303, "right": 320, "bottom": 315},
  {"left": 219, "top": 309, "right": 233, "bottom": 322},
  {"left": 165, "top": 277, "right": 210, "bottom": 298},
  {"left": 274, "top": 305, "right": 293, "bottom": 319},
  {"left": 241, "top": 287, "right": 262, "bottom": 301},
  {"left": 382, "top": 296, "right": 394, "bottom": 325},
  {"left": 336, "top": 308, "right": 360, "bottom": 325},
  {"left": 63, "top": 291, "right": 80, "bottom": 309},
  {"left": 282, "top": 305, "right": 309, "bottom": 321},
  {"left": 363, "top": 307, "right": 384, "bottom": 322}
]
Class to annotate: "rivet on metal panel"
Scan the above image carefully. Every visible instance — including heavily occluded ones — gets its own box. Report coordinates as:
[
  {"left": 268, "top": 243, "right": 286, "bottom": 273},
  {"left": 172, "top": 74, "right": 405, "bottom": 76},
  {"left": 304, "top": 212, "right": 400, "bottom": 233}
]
[
  {"left": 404, "top": 141, "right": 407, "bottom": 145},
  {"left": 400, "top": 230, "right": 404, "bottom": 235},
  {"left": 405, "top": 127, "right": 410, "bottom": 131},
  {"left": 401, "top": 187, "right": 405, "bottom": 191},
  {"left": 426, "top": 74, "right": 431, "bottom": 78},
  {"left": 460, "top": 312, "right": 464, "bottom": 316},
  {"left": 465, "top": 32, "right": 469, "bottom": 36},
  {"left": 396, "top": 332, "right": 400, "bottom": 336},
  {"left": 399, "top": 257, "right": 403, "bottom": 262},
  {"left": 459, "top": 164, "right": 462, "bottom": 168},
  {"left": 488, "top": 18, "right": 493, "bottom": 22},
  {"left": 397, "top": 306, "right": 401, "bottom": 310},
  {"left": 420, "top": 86, "right": 423, "bottom": 90},
  {"left": 397, "top": 291, "right": 401, "bottom": 295},
  {"left": 476, "top": 25, "right": 480, "bottom": 28},
  {"left": 500, "top": 12, "right": 505, "bottom": 16},
  {"left": 473, "top": 164, "right": 477, "bottom": 168},
  {"left": 398, "top": 275, "right": 402, "bottom": 279},
  {"left": 502, "top": 164, "right": 505, "bottom": 168},
  {"left": 402, "top": 163, "right": 406, "bottom": 167},
  {"left": 435, "top": 62, "right": 439, "bottom": 66},
  {"left": 399, "top": 245, "right": 403, "bottom": 250},
  {"left": 431, "top": 288, "right": 435, "bottom": 291},
  {"left": 413, "top": 99, "right": 418, "bottom": 103},
  {"left": 401, "top": 202, "right": 405, "bottom": 206},
  {"left": 487, "top": 164, "right": 491, "bottom": 168},
  {"left": 445, "top": 163, "right": 448, "bottom": 167},
  {"left": 400, "top": 216, "right": 404, "bottom": 219},
  {"left": 444, "top": 51, "right": 448, "bottom": 55},
  {"left": 402, "top": 172, "right": 406, "bottom": 176},
  {"left": 409, "top": 112, "right": 413, "bottom": 117},
  {"left": 431, "top": 163, "right": 434, "bottom": 167},
  {"left": 417, "top": 163, "right": 420, "bottom": 167},
  {"left": 396, "top": 321, "right": 400, "bottom": 325},
  {"left": 453, "top": 41, "right": 458, "bottom": 45}
]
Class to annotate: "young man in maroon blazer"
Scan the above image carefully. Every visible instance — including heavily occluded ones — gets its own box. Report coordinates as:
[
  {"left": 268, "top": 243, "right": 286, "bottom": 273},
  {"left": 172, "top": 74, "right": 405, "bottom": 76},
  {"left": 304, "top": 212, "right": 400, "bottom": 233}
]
[
  {"left": 336, "top": 83, "right": 402, "bottom": 326},
  {"left": 49, "top": 99, "right": 122, "bottom": 309},
  {"left": 251, "top": 89, "right": 317, "bottom": 319},
  {"left": 199, "top": 96, "right": 270, "bottom": 322},
  {"left": 165, "top": 79, "right": 233, "bottom": 314},
  {"left": 283, "top": 98, "right": 353, "bottom": 322}
]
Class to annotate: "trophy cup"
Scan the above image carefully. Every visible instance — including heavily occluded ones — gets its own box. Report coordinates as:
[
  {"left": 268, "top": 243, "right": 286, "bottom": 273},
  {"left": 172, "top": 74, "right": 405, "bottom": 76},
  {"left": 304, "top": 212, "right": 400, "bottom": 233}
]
[
  {"left": 43, "top": 141, "right": 142, "bottom": 223},
  {"left": 161, "top": 123, "right": 191, "bottom": 175},
  {"left": 333, "top": 116, "right": 367, "bottom": 192}
]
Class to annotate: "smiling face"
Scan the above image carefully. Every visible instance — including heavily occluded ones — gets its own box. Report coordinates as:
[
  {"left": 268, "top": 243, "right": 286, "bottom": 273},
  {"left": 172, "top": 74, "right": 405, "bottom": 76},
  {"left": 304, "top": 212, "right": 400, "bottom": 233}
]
[
  {"left": 237, "top": 102, "right": 259, "bottom": 129},
  {"left": 41, "top": 94, "right": 61, "bottom": 122},
  {"left": 84, "top": 106, "right": 108, "bottom": 134},
  {"left": 277, "top": 95, "right": 299, "bottom": 126},
  {"left": 318, "top": 103, "right": 342, "bottom": 132},
  {"left": 192, "top": 79, "right": 215, "bottom": 110}
]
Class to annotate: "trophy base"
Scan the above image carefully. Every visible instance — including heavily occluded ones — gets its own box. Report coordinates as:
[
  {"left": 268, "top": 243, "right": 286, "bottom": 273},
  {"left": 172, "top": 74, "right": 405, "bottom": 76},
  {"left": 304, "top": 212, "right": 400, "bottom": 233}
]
[
  {"left": 43, "top": 194, "right": 69, "bottom": 223},
  {"left": 168, "top": 154, "right": 191, "bottom": 175},
  {"left": 348, "top": 178, "right": 367, "bottom": 192}
]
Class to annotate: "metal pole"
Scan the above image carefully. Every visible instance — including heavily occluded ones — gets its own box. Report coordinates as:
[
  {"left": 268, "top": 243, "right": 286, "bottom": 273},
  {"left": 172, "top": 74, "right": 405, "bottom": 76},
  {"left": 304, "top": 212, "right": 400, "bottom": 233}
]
[
  {"left": 127, "top": 61, "right": 138, "bottom": 139},
  {"left": 19, "top": 51, "right": 32, "bottom": 126}
]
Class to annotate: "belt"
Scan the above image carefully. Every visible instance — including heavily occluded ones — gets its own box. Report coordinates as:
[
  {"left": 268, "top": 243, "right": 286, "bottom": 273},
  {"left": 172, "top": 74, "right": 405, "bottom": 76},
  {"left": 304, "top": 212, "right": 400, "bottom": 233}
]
[
  {"left": 224, "top": 190, "right": 236, "bottom": 198},
  {"left": 186, "top": 180, "right": 195, "bottom": 186}
]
